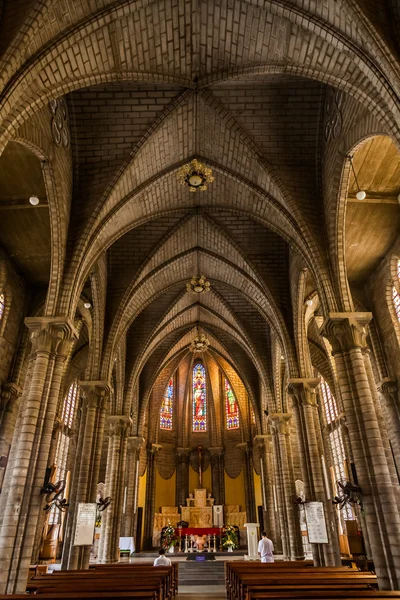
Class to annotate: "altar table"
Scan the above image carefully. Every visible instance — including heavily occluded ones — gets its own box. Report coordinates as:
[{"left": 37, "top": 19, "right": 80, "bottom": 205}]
[
  {"left": 176, "top": 528, "right": 220, "bottom": 535},
  {"left": 119, "top": 536, "right": 135, "bottom": 553}
]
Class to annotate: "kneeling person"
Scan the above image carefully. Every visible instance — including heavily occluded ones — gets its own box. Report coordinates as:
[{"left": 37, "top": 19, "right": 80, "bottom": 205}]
[{"left": 154, "top": 548, "right": 172, "bottom": 566}]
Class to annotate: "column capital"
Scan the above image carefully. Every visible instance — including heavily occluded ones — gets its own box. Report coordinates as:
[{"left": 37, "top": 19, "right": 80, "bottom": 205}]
[
  {"left": 149, "top": 443, "right": 162, "bottom": 454},
  {"left": 378, "top": 377, "right": 398, "bottom": 401},
  {"left": 209, "top": 446, "right": 224, "bottom": 456},
  {"left": 107, "top": 415, "right": 132, "bottom": 436},
  {"left": 79, "top": 380, "right": 110, "bottom": 409},
  {"left": 128, "top": 436, "right": 145, "bottom": 453},
  {"left": 320, "top": 312, "right": 372, "bottom": 354},
  {"left": 237, "top": 442, "right": 251, "bottom": 454},
  {"left": 269, "top": 413, "right": 292, "bottom": 435},
  {"left": 287, "top": 378, "right": 320, "bottom": 406},
  {"left": 176, "top": 446, "right": 190, "bottom": 464},
  {"left": 253, "top": 434, "right": 270, "bottom": 449},
  {"left": 25, "top": 316, "right": 79, "bottom": 355},
  {"left": 0, "top": 381, "right": 22, "bottom": 413}
]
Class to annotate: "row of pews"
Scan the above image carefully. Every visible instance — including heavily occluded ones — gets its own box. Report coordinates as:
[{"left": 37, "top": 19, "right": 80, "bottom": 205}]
[
  {"left": 0, "top": 563, "right": 178, "bottom": 600},
  {"left": 225, "top": 562, "right": 400, "bottom": 600}
]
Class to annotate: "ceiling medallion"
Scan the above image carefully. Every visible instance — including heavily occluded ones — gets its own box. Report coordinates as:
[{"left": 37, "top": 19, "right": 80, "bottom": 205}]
[
  {"left": 190, "top": 334, "right": 210, "bottom": 353},
  {"left": 186, "top": 275, "right": 211, "bottom": 294},
  {"left": 177, "top": 159, "right": 214, "bottom": 192}
]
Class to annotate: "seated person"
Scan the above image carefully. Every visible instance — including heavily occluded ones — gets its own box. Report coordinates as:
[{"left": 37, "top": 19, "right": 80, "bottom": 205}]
[{"left": 153, "top": 548, "right": 172, "bottom": 566}]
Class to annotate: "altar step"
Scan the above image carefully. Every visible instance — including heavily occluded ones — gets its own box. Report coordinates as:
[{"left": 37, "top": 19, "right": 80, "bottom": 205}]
[{"left": 178, "top": 560, "right": 226, "bottom": 586}]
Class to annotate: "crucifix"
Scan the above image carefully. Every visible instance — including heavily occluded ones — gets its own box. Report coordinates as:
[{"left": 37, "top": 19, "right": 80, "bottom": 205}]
[{"left": 196, "top": 445, "right": 204, "bottom": 488}]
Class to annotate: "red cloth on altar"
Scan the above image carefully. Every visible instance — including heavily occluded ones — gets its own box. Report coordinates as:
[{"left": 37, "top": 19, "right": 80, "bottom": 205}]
[{"left": 176, "top": 528, "right": 220, "bottom": 535}]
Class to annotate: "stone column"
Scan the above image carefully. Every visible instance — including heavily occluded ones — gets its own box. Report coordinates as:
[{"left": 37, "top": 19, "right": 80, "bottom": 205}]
[
  {"left": 270, "top": 413, "right": 304, "bottom": 559},
  {"left": 237, "top": 442, "right": 256, "bottom": 523},
  {"left": 378, "top": 378, "right": 400, "bottom": 478},
  {"left": 98, "top": 416, "right": 131, "bottom": 563},
  {"left": 253, "top": 434, "right": 279, "bottom": 551},
  {"left": 176, "top": 447, "right": 190, "bottom": 509},
  {"left": 64, "top": 381, "right": 110, "bottom": 571},
  {"left": 0, "top": 317, "right": 77, "bottom": 594},
  {"left": 143, "top": 444, "right": 161, "bottom": 550},
  {"left": 0, "top": 382, "right": 22, "bottom": 489},
  {"left": 122, "top": 436, "right": 144, "bottom": 537},
  {"left": 210, "top": 446, "right": 224, "bottom": 506},
  {"left": 321, "top": 313, "right": 400, "bottom": 589},
  {"left": 288, "top": 379, "right": 341, "bottom": 567}
]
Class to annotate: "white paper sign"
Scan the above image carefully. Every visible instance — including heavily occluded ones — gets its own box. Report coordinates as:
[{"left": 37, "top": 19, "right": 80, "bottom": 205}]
[
  {"left": 305, "top": 501, "right": 328, "bottom": 544},
  {"left": 73, "top": 503, "right": 97, "bottom": 546}
]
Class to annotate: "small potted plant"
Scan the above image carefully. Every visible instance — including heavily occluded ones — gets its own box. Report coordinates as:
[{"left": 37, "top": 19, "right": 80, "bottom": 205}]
[
  {"left": 221, "top": 524, "right": 239, "bottom": 552},
  {"left": 162, "top": 523, "right": 177, "bottom": 553}
]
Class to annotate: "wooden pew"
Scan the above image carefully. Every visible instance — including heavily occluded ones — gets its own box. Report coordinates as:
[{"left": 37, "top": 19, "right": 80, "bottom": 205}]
[
  {"left": 27, "top": 565, "right": 175, "bottom": 600},
  {"left": 224, "top": 563, "right": 377, "bottom": 600}
]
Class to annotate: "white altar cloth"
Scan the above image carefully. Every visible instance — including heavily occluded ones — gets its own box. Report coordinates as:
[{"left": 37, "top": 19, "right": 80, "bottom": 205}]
[{"left": 119, "top": 536, "right": 135, "bottom": 553}]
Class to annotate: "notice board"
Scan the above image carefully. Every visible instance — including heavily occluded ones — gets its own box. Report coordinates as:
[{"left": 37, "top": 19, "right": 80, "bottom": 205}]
[
  {"left": 305, "top": 501, "right": 328, "bottom": 544},
  {"left": 73, "top": 503, "right": 96, "bottom": 546}
]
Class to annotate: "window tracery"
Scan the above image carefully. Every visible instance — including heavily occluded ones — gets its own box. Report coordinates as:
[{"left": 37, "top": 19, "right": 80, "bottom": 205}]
[
  {"left": 49, "top": 380, "right": 79, "bottom": 524},
  {"left": 225, "top": 380, "right": 239, "bottom": 429},
  {"left": 393, "top": 259, "right": 400, "bottom": 322},
  {"left": 160, "top": 377, "right": 173, "bottom": 430},
  {"left": 0, "top": 293, "right": 4, "bottom": 321},
  {"left": 193, "top": 363, "right": 206, "bottom": 431},
  {"left": 320, "top": 377, "right": 353, "bottom": 520}
]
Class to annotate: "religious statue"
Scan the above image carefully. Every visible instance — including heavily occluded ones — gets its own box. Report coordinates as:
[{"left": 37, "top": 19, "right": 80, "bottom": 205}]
[{"left": 194, "top": 535, "right": 206, "bottom": 552}]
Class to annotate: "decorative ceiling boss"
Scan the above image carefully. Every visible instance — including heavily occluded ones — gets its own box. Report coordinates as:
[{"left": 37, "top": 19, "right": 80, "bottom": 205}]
[
  {"left": 177, "top": 159, "right": 214, "bottom": 192},
  {"left": 190, "top": 334, "right": 210, "bottom": 353},
  {"left": 186, "top": 275, "right": 211, "bottom": 294}
]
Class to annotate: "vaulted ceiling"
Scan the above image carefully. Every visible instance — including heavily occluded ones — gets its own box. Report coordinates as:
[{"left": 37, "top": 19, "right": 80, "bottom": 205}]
[{"left": 0, "top": 0, "right": 399, "bottom": 424}]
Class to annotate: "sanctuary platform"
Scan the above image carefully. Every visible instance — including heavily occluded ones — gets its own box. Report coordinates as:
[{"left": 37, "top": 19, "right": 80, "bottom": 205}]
[{"left": 152, "top": 487, "right": 247, "bottom": 548}]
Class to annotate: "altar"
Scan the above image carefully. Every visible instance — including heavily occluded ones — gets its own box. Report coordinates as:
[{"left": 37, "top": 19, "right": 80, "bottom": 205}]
[
  {"left": 152, "top": 487, "right": 247, "bottom": 548},
  {"left": 181, "top": 488, "right": 213, "bottom": 527}
]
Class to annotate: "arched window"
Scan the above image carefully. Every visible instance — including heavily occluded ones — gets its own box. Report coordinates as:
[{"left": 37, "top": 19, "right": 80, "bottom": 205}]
[
  {"left": 193, "top": 363, "right": 207, "bottom": 431},
  {"left": 160, "top": 377, "right": 173, "bottom": 430},
  {"left": 320, "top": 377, "right": 353, "bottom": 520},
  {"left": 0, "top": 293, "right": 4, "bottom": 321},
  {"left": 225, "top": 380, "right": 239, "bottom": 429},
  {"left": 49, "top": 381, "right": 79, "bottom": 524},
  {"left": 393, "top": 259, "right": 400, "bottom": 322}
]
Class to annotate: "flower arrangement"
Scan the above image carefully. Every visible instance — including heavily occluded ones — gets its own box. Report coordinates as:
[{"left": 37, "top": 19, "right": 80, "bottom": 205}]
[
  {"left": 161, "top": 523, "right": 177, "bottom": 550},
  {"left": 221, "top": 524, "right": 239, "bottom": 550}
]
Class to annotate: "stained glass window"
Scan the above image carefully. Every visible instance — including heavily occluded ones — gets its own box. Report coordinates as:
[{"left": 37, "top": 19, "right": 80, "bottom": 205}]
[
  {"left": 393, "top": 259, "right": 400, "bottom": 322},
  {"left": 193, "top": 363, "right": 206, "bottom": 431},
  {"left": 320, "top": 378, "right": 339, "bottom": 425},
  {"left": 49, "top": 380, "right": 79, "bottom": 524},
  {"left": 225, "top": 380, "right": 239, "bottom": 429},
  {"left": 251, "top": 406, "right": 256, "bottom": 425},
  {"left": 0, "top": 293, "right": 4, "bottom": 321},
  {"left": 160, "top": 377, "right": 173, "bottom": 430}
]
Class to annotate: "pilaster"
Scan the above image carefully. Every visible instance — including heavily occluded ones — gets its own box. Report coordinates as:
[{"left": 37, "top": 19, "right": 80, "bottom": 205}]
[
  {"left": 0, "top": 317, "right": 78, "bottom": 594},
  {"left": 321, "top": 314, "right": 400, "bottom": 587},
  {"left": 287, "top": 378, "right": 340, "bottom": 566}
]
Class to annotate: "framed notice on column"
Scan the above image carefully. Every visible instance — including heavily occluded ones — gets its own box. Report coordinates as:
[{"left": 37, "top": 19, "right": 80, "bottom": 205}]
[
  {"left": 73, "top": 503, "right": 97, "bottom": 546},
  {"left": 304, "top": 501, "right": 328, "bottom": 544}
]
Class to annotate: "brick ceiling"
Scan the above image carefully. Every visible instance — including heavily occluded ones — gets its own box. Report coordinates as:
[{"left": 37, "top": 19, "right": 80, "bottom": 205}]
[{"left": 0, "top": 0, "right": 399, "bottom": 417}]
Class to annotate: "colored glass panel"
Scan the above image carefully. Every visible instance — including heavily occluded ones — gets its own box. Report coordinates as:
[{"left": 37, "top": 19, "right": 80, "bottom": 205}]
[
  {"left": 251, "top": 406, "right": 256, "bottom": 425},
  {"left": 160, "top": 378, "right": 174, "bottom": 430},
  {"left": 225, "top": 380, "right": 239, "bottom": 429},
  {"left": 0, "top": 293, "right": 4, "bottom": 321},
  {"left": 193, "top": 363, "right": 206, "bottom": 431},
  {"left": 393, "top": 260, "right": 400, "bottom": 322}
]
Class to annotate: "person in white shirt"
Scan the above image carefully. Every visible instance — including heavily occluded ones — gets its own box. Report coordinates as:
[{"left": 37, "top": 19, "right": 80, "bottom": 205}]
[
  {"left": 153, "top": 548, "right": 172, "bottom": 566},
  {"left": 258, "top": 531, "right": 274, "bottom": 563}
]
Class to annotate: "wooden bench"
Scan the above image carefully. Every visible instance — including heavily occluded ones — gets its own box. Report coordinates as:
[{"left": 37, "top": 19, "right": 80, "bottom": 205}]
[
  {"left": 26, "top": 565, "right": 175, "bottom": 600},
  {"left": 224, "top": 564, "right": 377, "bottom": 600}
]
